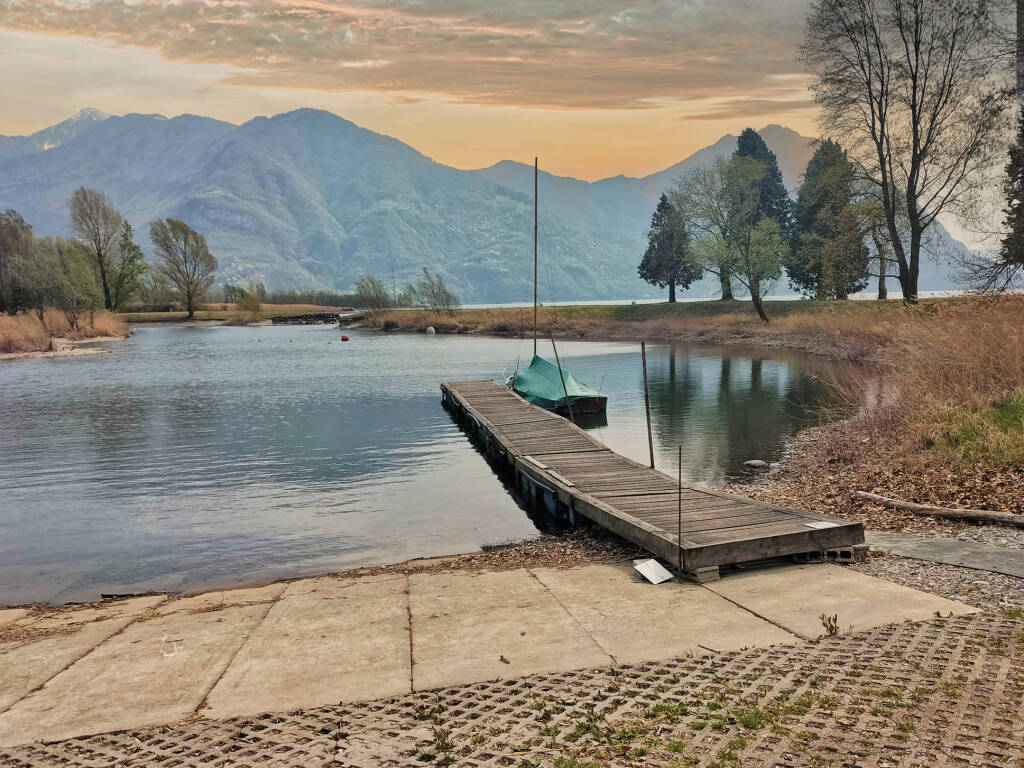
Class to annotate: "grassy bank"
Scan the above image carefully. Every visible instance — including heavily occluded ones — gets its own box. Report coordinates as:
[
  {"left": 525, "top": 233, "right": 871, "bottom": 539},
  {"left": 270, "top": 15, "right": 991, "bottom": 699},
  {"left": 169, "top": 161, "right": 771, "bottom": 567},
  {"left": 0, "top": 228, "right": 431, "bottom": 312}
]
[
  {"left": 732, "top": 295, "right": 1024, "bottom": 524},
  {"left": 0, "top": 309, "right": 128, "bottom": 355},
  {"left": 347, "top": 297, "right": 957, "bottom": 362},
  {"left": 121, "top": 303, "right": 350, "bottom": 323}
]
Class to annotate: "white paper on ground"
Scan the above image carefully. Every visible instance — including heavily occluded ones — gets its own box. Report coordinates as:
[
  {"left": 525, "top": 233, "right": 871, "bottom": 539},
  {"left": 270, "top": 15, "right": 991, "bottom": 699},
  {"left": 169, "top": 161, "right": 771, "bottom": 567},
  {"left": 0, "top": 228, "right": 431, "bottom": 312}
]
[
  {"left": 804, "top": 521, "right": 839, "bottom": 529},
  {"left": 634, "top": 558, "right": 674, "bottom": 584}
]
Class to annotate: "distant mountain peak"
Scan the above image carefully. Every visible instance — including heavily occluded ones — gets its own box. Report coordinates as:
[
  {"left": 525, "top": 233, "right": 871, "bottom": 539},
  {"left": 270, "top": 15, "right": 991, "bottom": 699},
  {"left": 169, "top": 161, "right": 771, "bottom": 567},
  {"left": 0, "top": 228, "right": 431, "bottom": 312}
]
[
  {"left": 757, "top": 124, "right": 803, "bottom": 135},
  {"left": 266, "top": 108, "right": 360, "bottom": 129},
  {"left": 24, "top": 108, "right": 111, "bottom": 152},
  {"left": 67, "top": 107, "right": 110, "bottom": 123}
]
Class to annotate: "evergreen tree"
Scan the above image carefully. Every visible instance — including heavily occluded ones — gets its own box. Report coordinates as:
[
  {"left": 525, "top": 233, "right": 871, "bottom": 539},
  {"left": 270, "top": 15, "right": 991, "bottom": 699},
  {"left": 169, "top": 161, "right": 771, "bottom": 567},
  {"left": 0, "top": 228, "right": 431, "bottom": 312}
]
[
  {"left": 787, "top": 139, "right": 868, "bottom": 299},
  {"left": 821, "top": 206, "right": 870, "bottom": 300},
  {"left": 956, "top": 114, "right": 1024, "bottom": 292},
  {"left": 109, "top": 220, "right": 148, "bottom": 310},
  {"left": 734, "top": 128, "right": 795, "bottom": 241},
  {"left": 639, "top": 193, "right": 702, "bottom": 302},
  {"left": 1000, "top": 114, "right": 1024, "bottom": 269}
]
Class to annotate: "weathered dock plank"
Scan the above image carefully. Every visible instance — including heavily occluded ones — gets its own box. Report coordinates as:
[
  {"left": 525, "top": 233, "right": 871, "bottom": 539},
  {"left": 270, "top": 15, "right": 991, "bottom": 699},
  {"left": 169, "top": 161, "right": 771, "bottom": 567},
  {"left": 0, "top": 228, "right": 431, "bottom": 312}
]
[{"left": 442, "top": 380, "right": 865, "bottom": 581}]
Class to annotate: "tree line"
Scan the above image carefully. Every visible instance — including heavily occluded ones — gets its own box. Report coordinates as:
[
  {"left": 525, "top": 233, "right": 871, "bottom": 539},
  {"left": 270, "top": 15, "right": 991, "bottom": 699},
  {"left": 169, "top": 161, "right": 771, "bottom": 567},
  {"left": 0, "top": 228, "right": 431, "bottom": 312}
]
[
  {"left": 0, "top": 188, "right": 217, "bottom": 321},
  {"left": 351, "top": 268, "right": 460, "bottom": 314},
  {"left": 641, "top": 0, "right": 1016, "bottom": 316},
  {"left": 641, "top": 128, "right": 855, "bottom": 322}
]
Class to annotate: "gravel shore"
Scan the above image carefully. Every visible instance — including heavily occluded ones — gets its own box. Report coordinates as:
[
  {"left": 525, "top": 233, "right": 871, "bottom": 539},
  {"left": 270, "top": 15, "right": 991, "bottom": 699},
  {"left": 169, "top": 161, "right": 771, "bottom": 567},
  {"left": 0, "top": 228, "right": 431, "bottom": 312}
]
[{"left": 853, "top": 553, "right": 1022, "bottom": 613}]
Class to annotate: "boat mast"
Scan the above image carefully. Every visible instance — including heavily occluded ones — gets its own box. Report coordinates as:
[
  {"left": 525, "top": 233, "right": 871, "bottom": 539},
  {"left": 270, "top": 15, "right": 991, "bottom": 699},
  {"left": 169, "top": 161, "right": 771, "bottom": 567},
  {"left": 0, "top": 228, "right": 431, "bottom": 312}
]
[{"left": 533, "top": 156, "right": 538, "bottom": 357}]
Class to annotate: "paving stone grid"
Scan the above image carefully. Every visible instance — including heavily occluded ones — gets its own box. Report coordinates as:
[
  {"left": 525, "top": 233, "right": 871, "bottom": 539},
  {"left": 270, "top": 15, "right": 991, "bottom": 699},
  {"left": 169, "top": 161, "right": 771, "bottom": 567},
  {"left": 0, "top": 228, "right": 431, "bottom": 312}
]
[{"left": 2, "top": 611, "right": 1020, "bottom": 768}]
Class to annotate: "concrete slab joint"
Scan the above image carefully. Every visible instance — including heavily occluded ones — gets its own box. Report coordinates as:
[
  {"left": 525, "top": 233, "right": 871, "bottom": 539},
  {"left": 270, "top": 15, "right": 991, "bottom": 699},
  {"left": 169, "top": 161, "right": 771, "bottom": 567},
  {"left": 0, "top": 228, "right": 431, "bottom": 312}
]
[{"left": 0, "top": 561, "right": 979, "bottom": 749}]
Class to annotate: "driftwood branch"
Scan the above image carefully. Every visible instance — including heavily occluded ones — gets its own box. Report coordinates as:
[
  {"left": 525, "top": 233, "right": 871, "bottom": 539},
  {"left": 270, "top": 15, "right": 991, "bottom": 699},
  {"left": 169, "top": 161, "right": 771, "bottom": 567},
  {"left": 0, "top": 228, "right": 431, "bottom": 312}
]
[{"left": 855, "top": 491, "right": 1024, "bottom": 528}]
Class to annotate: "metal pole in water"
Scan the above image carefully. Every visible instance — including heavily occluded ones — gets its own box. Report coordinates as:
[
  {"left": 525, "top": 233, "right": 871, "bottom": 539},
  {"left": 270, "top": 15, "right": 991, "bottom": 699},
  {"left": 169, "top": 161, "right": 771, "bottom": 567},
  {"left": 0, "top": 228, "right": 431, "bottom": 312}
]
[
  {"left": 678, "top": 445, "right": 683, "bottom": 580},
  {"left": 550, "top": 336, "right": 575, "bottom": 423},
  {"left": 641, "top": 341, "right": 654, "bottom": 469},
  {"left": 533, "top": 157, "right": 538, "bottom": 358}
]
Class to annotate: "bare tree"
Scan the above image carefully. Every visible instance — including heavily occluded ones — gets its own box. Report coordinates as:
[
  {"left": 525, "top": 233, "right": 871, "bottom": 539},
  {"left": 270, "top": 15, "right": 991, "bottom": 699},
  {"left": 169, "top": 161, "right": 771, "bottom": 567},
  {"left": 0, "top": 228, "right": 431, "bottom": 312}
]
[
  {"left": 354, "top": 275, "right": 392, "bottom": 311},
  {"left": 800, "top": 0, "right": 1011, "bottom": 301},
  {"left": 415, "top": 268, "right": 460, "bottom": 315},
  {"left": 69, "top": 188, "right": 123, "bottom": 310},
  {"left": 150, "top": 218, "right": 217, "bottom": 320}
]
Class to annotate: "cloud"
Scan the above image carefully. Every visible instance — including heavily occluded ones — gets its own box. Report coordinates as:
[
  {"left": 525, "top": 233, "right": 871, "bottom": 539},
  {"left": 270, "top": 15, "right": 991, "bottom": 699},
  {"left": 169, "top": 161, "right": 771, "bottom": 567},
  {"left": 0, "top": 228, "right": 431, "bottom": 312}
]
[
  {"left": 684, "top": 97, "right": 817, "bottom": 121},
  {"left": 0, "top": 0, "right": 812, "bottom": 111}
]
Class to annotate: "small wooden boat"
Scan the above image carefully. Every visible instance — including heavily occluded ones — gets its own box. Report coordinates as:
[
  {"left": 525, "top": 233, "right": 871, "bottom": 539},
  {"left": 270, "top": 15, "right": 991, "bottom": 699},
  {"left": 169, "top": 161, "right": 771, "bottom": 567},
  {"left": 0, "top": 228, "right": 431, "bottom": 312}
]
[{"left": 509, "top": 355, "right": 607, "bottom": 416}]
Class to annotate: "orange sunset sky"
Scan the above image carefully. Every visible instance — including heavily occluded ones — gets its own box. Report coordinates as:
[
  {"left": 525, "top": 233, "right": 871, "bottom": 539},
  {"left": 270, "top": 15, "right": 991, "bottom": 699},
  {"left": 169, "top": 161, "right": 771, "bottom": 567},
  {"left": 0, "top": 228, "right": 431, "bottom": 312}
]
[{"left": 0, "top": 0, "right": 820, "bottom": 180}]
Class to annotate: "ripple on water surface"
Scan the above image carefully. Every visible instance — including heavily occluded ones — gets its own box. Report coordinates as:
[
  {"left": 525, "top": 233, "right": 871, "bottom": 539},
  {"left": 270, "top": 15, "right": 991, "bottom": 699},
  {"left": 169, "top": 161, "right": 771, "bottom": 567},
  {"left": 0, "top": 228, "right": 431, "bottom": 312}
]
[{"left": 0, "top": 325, "right": 849, "bottom": 604}]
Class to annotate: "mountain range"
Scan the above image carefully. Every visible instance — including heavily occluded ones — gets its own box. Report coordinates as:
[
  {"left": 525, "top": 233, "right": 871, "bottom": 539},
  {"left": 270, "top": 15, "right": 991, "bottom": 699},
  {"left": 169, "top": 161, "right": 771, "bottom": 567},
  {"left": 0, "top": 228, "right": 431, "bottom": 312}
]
[{"left": 0, "top": 108, "right": 965, "bottom": 303}]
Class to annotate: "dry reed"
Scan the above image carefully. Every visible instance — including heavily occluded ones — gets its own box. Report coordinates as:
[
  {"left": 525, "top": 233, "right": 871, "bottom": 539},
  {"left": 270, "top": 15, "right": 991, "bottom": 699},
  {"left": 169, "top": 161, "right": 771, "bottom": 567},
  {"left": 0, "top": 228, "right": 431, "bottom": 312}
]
[
  {"left": 833, "top": 295, "right": 1024, "bottom": 467},
  {"left": 224, "top": 293, "right": 264, "bottom": 326},
  {"left": 0, "top": 309, "right": 128, "bottom": 354}
]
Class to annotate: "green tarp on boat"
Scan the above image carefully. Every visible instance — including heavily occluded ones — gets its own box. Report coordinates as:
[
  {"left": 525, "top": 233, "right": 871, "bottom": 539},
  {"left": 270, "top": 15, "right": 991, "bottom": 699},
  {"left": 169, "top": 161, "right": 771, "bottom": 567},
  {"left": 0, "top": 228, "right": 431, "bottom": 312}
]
[{"left": 510, "top": 355, "right": 606, "bottom": 413}]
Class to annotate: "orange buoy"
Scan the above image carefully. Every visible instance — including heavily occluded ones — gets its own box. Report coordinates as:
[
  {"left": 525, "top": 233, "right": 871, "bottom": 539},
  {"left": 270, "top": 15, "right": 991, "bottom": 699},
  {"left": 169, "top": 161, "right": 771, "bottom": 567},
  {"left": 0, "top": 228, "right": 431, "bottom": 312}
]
[{"left": 341, "top": 334, "right": 350, "bottom": 341}]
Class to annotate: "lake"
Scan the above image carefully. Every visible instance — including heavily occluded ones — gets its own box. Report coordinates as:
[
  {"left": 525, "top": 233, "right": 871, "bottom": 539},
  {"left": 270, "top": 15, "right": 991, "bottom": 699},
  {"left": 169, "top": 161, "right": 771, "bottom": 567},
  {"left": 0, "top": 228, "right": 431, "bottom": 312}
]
[{"left": 0, "top": 325, "right": 848, "bottom": 604}]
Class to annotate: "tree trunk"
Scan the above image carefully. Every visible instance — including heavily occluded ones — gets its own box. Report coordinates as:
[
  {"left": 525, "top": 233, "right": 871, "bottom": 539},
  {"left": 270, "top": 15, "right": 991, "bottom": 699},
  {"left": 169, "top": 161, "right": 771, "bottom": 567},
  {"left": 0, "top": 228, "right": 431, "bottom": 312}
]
[
  {"left": 668, "top": 280, "right": 676, "bottom": 303},
  {"left": 97, "top": 257, "right": 113, "bottom": 311},
  {"left": 856, "top": 491, "right": 1024, "bottom": 528},
  {"left": 874, "top": 143, "right": 911, "bottom": 305},
  {"left": 751, "top": 292, "right": 770, "bottom": 323},
  {"left": 877, "top": 246, "right": 888, "bottom": 299},
  {"left": 904, "top": 224, "right": 921, "bottom": 302},
  {"left": 719, "top": 271, "right": 733, "bottom": 300}
]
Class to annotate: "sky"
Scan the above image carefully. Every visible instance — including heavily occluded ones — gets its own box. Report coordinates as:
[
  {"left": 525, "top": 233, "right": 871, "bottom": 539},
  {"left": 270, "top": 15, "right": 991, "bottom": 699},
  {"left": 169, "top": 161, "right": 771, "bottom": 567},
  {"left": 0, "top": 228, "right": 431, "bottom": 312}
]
[{"left": 0, "top": 0, "right": 821, "bottom": 181}]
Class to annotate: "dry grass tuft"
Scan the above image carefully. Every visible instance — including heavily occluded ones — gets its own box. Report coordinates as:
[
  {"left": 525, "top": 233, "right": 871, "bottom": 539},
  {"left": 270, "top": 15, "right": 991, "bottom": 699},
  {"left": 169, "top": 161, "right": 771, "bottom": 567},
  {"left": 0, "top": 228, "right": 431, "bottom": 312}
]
[
  {"left": 848, "top": 296, "right": 1024, "bottom": 467},
  {"left": 0, "top": 313, "right": 51, "bottom": 353},
  {"left": 739, "top": 296, "right": 1024, "bottom": 523},
  {"left": 0, "top": 309, "right": 127, "bottom": 354},
  {"left": 224, "top": 292, "right": 264, "bottom": 326}
]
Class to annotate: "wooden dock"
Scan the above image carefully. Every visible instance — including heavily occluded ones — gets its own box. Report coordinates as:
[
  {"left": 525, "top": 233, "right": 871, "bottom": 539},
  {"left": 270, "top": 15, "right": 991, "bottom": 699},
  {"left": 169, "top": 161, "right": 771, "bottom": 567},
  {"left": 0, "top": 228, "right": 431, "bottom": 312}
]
[{"left": 442, "top": 380, "right": 865, "bottom": 582}]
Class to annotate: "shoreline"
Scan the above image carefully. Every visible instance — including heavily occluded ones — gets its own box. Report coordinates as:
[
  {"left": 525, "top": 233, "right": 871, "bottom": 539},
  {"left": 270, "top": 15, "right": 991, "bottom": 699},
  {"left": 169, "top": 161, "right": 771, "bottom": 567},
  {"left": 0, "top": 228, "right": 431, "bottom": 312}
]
[
  {"left": 729, "top": 418, "right": 1024, "bottom": 548},
  {"left": 0, "top": 334, "right": 127, "bottom": 362},
  {"left": 2, "top": 528, "right": 633, "bottom": 611},
  {"left": 351, "top": 320, "right": 877, "bottom": 361},
  {"left": 339, "top": 297, "right": 933, "bottom": 363}
]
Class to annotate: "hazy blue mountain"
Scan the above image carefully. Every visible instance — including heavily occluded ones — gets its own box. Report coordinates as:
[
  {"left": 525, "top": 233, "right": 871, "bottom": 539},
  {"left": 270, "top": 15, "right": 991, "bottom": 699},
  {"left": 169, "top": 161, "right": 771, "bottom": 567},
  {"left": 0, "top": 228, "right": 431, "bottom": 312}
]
[
  {"left": 475, "top": 123, "right": 962, "bottom": 297},
  {"left": 0, "top": 109, "right": 964, "bottom": 302},
  {"left": 0, "top": 108, "right": 110, "bottom": 162}
]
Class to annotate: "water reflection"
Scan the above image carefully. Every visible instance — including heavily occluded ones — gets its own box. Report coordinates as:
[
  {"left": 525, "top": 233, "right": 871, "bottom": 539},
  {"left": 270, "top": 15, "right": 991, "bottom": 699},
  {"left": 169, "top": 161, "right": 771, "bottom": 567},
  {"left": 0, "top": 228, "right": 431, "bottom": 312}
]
[
  {"left": 0, "top": 329, "right": 849, "bottom": 604},
  {"left": 564, "top": 343, "right": 850, "bottom": 482}
]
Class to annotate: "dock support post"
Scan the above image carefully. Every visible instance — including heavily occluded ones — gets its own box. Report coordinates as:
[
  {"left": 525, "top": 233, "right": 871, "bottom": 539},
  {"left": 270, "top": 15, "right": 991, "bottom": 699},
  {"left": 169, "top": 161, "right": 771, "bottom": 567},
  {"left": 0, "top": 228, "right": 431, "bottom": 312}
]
[
  {"left": 677, "top": 445, "right": 684, "bottom": 580},
  {"left": 641, "top": 341, "right": 654, "bottom": 469}
]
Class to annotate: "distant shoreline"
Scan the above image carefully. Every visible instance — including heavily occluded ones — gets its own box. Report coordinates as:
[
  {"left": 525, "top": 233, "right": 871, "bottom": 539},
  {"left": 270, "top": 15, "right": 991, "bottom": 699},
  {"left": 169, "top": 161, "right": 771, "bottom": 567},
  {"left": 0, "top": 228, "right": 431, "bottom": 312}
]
[{"left": 340, "top": 297, "right": 946, "bottom": 363}]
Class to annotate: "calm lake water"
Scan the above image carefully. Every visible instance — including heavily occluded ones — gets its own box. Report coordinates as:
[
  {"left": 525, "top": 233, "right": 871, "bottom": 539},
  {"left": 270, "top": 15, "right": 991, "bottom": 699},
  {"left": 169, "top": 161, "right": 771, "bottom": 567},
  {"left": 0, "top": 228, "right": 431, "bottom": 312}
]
[{"left": 0, "top": 326, "right": 847, "bottom": 604}]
